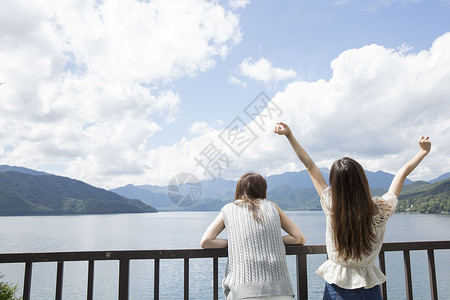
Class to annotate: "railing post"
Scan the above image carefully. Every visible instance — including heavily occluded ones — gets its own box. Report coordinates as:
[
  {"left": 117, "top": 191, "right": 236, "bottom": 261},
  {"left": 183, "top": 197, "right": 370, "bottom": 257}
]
[
  {"left": 154, "top": 259, "right": 160, "bottom": 300},
  {"left": 427, "top": 249, "right": 438, "bottom": 300},
  {"left": 55, "top": 261, "right": 64, "bottom": 300},
  {"left": 213, "top": 257, "right": 219, "bottom": 300},
  {"left": 119, "top": 259, "right": 130, "bottom": 300},
  {"left": 296, "top": 249, "right": 308, "bottom": 300},
  {"left": 23, "top": 262, "right": 33, "bottom": 300},
  {"left": 184, "top": 258, "right": 189, "bottom": 300},
  {"left": 403, "top": 250, "right": 413, "bottom": 300},
  {"left": 87, "top": 260, "right": 95, "bottom": 300},
  {"left": 378, "top": 251, "right": 387, "bottom": 299}
]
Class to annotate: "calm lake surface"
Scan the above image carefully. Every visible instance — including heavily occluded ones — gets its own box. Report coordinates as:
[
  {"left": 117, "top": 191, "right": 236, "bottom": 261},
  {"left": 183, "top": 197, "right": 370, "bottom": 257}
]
[{"left": 1, "top": 211, "right": 450, "bottom": 299}]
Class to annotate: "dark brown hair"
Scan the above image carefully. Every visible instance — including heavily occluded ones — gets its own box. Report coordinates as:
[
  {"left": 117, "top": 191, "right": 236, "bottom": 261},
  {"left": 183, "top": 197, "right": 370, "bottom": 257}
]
[
  {"left": 329, "top": 157, "right": 378, "bottom": 261},
  {"left": 235, "top": 172, "right": 267, "bottom": 223}
]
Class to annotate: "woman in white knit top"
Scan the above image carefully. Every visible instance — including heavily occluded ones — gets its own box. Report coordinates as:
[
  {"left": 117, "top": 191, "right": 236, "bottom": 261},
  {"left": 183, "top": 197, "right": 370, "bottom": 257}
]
[
  {"left": 275, "top": 122, "right": 431, "bottom": 300},
  {"left": 201, "top": 172, "right": 306, "bottom": 300}
]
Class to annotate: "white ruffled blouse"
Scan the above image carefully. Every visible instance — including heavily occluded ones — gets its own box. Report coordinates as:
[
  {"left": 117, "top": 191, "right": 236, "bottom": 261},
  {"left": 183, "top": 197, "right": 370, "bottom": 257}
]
[{"left": 316, "top": 186, "right": 398, "bottom": 289}]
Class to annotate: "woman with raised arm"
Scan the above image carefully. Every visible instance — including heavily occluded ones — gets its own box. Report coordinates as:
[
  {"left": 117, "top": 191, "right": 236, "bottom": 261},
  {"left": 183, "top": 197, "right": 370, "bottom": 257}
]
[
  {"left": 200, "top": 172, "right": 305, "bottom": 300},
  {"left": 274, "top": 122, "right": 431, "bottom": 300}
]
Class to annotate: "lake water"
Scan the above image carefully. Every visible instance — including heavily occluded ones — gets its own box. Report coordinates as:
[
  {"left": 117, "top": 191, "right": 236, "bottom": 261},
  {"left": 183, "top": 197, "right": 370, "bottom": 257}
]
[{"left": 1, "top": 211, "right": 450, "bottom": 299}]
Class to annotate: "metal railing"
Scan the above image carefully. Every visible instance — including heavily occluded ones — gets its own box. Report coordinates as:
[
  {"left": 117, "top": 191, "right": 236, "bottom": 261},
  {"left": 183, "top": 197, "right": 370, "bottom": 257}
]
[{"left": 1, "top": 240, "right": 449, "bottom": 300}]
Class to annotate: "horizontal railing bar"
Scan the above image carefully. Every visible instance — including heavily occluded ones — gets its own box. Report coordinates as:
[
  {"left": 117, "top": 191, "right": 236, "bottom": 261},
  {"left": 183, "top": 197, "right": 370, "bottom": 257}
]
[
  {"left": 0, "top": 249, "right": 228, "bottom": 263},
  {"left": 1, "top": 241, "right": 449, "bottom": 264},
  {"left": 0, "top": 247, "right": 320, "bottom": 263},
  {"left": 286, "top": 245, "right": 327, "bottom": 255},
  {"left": 381, "top": 241, "right": 450, "bottom": 251}
]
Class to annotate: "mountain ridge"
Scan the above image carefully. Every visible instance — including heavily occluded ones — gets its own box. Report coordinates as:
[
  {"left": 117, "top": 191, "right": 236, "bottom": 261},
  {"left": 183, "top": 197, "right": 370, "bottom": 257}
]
[
  {"left": 2, "top": 165, "right": 448, "bottom": 213},
  {"left": 110, "top": 168, "right": 448, "bottom": 212},
  {"left": 0, "top": 168, "right": 157, "bottom": 216}
]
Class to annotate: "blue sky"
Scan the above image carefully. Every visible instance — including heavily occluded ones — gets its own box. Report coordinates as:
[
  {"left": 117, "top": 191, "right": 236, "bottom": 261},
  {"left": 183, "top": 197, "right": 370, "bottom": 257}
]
[
  {"left": 154, "top": 0, "right": 450, "bottom": 145},
  {"left": 1, "top": 0, "right": 449, "bottom": 188}
]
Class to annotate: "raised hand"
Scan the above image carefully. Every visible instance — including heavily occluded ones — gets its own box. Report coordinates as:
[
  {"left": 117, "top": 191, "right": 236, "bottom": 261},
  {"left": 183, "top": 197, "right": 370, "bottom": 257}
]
[
  {"left": 388, "top": 135, "right": 431, "bottom": 197},
  {"left": 274, "top": 122, "right": 292, "bottom": 136},
  {"left": 273, "top": 121, "right": 328, "bottom": 196},
  {"left": 419, "top": 136, "right": 431, "bottom": 154}
]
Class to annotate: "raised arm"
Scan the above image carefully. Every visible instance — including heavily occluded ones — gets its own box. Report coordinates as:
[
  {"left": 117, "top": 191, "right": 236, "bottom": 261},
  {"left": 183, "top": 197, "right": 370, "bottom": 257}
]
[
  {"left": 274, "top": 122, "right": 328, "bottom": 197},
  {"left": 273, "top": 203, "right": 306, "bottom": 245},
  {"left": 200, "top": 212, "right": 228, "bottom": 249},
  {"left": 388, "top": 136, "right": 431, "bottom": 197}
]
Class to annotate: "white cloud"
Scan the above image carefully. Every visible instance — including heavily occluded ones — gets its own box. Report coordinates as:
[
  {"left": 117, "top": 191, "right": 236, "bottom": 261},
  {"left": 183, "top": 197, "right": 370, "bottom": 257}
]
[
  {"left": 1, "top": 0, "right": 449, "bottom": 189},
  {"left": 396, "top": 43, "right": 414, "bottom": 55},
  {"left": 259, "top": 34, "right": 450, "bottom": 181},
  {"left": 228, "top": 76, "right": 247, "bottom": 87},
  {"left": 142, "top": 33, "right": 450, "bottom": 185},
  {"left": 239, "top": 58, "right": 297, "bottom": 83},
  {"left": 189, "top": 122, "right": 215, "bottom": 135},
  {"left": 228, "top": 0, "right": 251, "bottom": 10},
  {"left": 0, "top": 0, "right": 242, "bottom": 188},
  {"left": 333, "top": 0, "right": 421, "bottom": 11},
  {"left": 43, "top": 0, "right": 242, "bottom": 83}
]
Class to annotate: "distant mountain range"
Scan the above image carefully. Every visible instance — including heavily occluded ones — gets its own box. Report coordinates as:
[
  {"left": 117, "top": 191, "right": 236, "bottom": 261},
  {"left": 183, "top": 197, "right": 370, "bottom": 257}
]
[
  {"left": 0, "top": 165, "right": 49, "bottom": 176},
  {"left": 110, "top": 169, "right": 450, "bottom": 212},
  {"left": 1, "top": 164, "right": 448, "bottom": 215},
  {"left": 0, "top": 165, "right": 157, "bottom": 216},
  {"left": 429, "top": 172, "right": 450, "bottom": 183}
]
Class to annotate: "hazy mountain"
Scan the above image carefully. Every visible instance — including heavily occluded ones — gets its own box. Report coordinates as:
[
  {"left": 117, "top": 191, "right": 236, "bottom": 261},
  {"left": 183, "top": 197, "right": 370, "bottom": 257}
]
[
  {"left": 110, "top": 168, "right": 418, "bottom": 211},
  {"left": 111, "top": 177, "right": 238, "bottom": 210},
  {"left": 0, "top": 170, "right": 157, "bottom": 216},
  {"left": 137, "top": 184, "right": 168, "bottom": 194},
  {"left": 200, "top": 177, "right": 237, "bottom": 199},
  {"left": 0, "top": 165, "right": 48, "bottom": 176},
  {"left": 111, "top": 184, "right": 173, "bottom": 209},
  {"left": 365, "top": 170, "right": 412, "bottom": 190},
  {"left": 266, "top": 170, "right": 328, "bottom": 190},
  {"left": 266, "top": 169, "right": 411, "bottom": 191},
  {"left": 3, "top": 164, "right": 446, "bottom": 214},
  {"left": 429, "top": 172, "right": 450, "bottom": 183}
]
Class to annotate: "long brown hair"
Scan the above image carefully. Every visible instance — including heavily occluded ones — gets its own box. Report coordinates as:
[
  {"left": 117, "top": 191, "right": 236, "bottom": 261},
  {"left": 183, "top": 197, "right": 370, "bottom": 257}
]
[
  {"left": 235, "top": 172, "right": 267, "bottom": 223},
  {"left": 329, "top": 157, "right": 377, "bottom": 261}
]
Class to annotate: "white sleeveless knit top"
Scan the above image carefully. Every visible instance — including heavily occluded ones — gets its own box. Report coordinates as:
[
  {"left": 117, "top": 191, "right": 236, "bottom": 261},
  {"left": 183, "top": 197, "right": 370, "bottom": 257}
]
[{"left": 221, "top": 199, "right": 294, "bottom": 300}]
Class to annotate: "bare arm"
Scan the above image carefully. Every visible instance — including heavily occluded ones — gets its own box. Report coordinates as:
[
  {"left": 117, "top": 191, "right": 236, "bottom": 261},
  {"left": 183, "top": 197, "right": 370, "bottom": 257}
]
[
  {"left": 274, "top": 122, "right": 328, "bottom": 197},
  {"left": 388, "top": 136, "right": 431, "bottom": 197},
  {"left": 273, "top": 203, "right": 306, "bottom": 245},
  {"left": 200, "top": 212, "right": 228, "bottom": 249}
]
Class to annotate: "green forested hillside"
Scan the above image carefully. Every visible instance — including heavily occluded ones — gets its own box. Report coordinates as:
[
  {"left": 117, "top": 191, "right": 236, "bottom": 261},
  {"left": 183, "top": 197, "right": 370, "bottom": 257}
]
[
  {"left": 0, "top": 171, "right": 157, "bottom": 215},
  {"left": 397, "top": 178, "right": 450, "bottom": 213}
]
